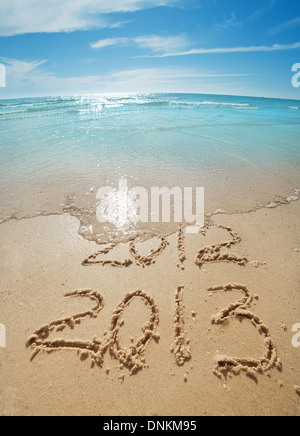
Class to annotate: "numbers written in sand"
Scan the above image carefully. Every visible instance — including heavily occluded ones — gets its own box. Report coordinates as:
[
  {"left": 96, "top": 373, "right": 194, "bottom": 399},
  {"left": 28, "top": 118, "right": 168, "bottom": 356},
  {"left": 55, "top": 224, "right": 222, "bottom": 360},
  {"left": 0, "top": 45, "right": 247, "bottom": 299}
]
[
  {"left": 27, "top": 290, "right": 160, "bottom": 375},
  {"left": 82, "top": 224, "right": 249, "bottom": 269},
  {"left": 27, "top": 285, "right": 281, "bottom": 380},
  {"left": 26, "top": 224, "right": 280, "bottom": 380}
]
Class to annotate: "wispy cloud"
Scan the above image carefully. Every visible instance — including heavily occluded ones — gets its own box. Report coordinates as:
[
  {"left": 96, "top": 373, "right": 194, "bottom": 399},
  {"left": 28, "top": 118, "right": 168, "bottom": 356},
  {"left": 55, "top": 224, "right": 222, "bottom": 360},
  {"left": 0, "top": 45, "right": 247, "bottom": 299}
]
[
  {"left": 109, "top": 68, "right": 251, "bottom": 84},
  {"left": 90, "top": 37, "right": 130, "bottom": 49},
  {"left": 142, "top": 41, "right": 300, "bottom": 58},
  {"left": 90, "top": 34, "right": 189, "bottom": 53},
  {"left": 214, "top": 11, "right": 243, "bottom": 30},
  {"left": 0, "top": 58, "right": 252, "bottom": 95},
  {"left": 249, "top": 0, "right": 277, "bottom": 22},
  {"left": 0, "top": 58, "right": 48, "bottom": 81},
  {"left": 269, "top": 17, "right": 300, "bottom": 35},
  {"left": 133, "top": 35, "right": 189, "bottom": 53},
  {"left": 0, "top": 0, "right": 180, "bottom": 36}
]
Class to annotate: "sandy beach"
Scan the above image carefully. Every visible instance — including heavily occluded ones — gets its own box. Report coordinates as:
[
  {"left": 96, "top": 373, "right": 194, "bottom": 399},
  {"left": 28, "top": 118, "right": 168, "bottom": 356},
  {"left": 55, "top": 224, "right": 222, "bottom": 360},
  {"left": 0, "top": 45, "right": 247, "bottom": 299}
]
[
  {"left": 0, "top": 198, "right": 299, "bottom": 416},
  {"left": 1, "top": 0, "right": 300, "bottom": 419}
]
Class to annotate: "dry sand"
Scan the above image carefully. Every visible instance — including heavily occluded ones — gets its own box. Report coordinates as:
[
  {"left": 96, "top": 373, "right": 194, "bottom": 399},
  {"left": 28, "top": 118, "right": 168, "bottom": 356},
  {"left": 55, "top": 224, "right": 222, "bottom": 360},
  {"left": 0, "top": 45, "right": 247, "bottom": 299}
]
[{"left": 0, "top": 200, "right": 300, "bottom": 416}]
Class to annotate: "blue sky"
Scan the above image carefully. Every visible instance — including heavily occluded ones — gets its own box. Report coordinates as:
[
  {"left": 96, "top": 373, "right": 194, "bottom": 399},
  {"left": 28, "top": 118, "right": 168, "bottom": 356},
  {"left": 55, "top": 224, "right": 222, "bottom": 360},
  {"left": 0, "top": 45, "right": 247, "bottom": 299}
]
[{"left": 0, "top": 0, "right": 300, "bottom": 99}]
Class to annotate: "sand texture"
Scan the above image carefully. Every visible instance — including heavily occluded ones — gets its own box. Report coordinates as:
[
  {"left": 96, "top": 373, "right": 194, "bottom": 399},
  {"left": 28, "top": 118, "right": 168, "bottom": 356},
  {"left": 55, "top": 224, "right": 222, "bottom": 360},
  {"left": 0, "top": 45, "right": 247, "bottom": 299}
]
[{"left": 0, "top": 201, "right": 300, "bottom": 416}]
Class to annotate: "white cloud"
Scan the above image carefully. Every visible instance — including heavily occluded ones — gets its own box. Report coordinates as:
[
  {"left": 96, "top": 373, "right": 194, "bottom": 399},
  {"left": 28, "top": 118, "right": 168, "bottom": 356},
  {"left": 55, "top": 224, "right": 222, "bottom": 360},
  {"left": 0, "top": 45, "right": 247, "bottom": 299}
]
[
  {"left": 0, "top": 58, "right": 48, "bottom": 86},
  {"left": 90, "top": 37, "right": 130, "bottom": 49},
  {"left": 1, "top": 58, "right": 46, "bottom": 74},
  {"left": 109, "top": 69, "right": 251, "bottom": 82},
  {"left": 144, "top": 41, "right": 300, "bottom": 57},
  {"left": 133, "top": 35, "right": 189, "bottom": 53},
  {"left": 90, "top": 34, "right": 189, "bottom": 53},
  {"left": 106, "top": 68, "right": 252, "bottom": 92},
  {"left": 0, "top": 0, "right": 179, "bottom": 36},
  {"left": 0, "top": 58, "right": 251, "bottom": 96}
]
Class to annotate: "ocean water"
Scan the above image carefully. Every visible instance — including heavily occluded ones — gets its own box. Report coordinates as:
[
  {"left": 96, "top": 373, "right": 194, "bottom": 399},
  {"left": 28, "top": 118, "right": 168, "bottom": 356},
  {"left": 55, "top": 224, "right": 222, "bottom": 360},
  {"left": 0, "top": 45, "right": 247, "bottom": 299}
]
[{"left": 0, "top": 93, "right": 299, "bottom": 242}]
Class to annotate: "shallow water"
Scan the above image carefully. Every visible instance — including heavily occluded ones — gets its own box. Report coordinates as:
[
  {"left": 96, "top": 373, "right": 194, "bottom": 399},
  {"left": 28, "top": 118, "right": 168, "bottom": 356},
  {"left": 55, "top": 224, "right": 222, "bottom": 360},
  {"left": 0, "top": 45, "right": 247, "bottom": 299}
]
[{"left": 0, "top": 93, "right": 299, "bottom": 242}]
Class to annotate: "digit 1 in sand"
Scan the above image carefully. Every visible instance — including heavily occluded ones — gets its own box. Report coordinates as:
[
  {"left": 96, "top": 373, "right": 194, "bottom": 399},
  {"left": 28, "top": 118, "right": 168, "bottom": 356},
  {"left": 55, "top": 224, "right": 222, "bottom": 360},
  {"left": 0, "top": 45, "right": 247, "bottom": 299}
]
[{"left": 171, "top": 286, "right": 191, "bottom": 366}]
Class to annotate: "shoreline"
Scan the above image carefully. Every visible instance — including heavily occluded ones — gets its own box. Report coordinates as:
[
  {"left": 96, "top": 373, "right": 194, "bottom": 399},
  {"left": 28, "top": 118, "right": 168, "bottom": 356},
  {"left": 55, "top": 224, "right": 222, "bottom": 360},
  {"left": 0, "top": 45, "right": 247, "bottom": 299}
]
[
  {"left": 1, "top": 91, "right": 300, "bottom": 247},
  {"left": 0, "top": 185, "right": 299, "bottom": 245}
]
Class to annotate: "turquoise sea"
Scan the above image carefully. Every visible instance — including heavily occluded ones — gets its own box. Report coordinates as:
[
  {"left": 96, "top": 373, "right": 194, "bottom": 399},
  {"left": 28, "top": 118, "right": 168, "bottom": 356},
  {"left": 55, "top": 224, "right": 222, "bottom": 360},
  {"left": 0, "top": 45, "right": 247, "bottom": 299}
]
[{"left": 0, "top": 93, "right": 299, "bottom": 241}]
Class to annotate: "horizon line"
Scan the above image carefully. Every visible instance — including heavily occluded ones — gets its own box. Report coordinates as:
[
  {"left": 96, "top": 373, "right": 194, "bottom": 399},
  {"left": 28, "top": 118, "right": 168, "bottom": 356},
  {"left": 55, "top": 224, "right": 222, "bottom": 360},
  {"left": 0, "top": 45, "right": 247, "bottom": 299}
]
[{"left": 1, "top": 90, "right": 300, "bottom": 102}]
